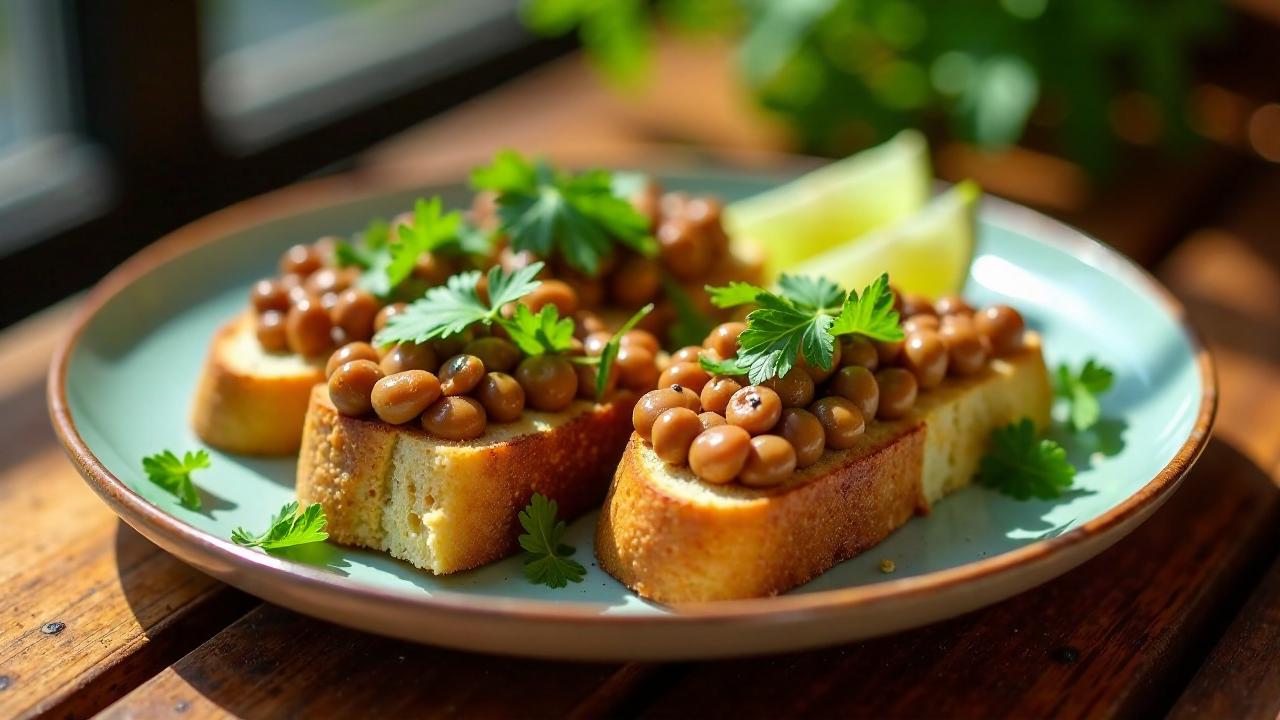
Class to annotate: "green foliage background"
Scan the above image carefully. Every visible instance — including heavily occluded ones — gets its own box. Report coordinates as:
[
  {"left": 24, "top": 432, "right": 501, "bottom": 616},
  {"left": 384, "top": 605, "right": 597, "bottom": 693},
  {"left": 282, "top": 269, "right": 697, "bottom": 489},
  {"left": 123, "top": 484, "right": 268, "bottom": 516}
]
[{"left": 522, "top": 0, "right": 1226, "bottom": 173}]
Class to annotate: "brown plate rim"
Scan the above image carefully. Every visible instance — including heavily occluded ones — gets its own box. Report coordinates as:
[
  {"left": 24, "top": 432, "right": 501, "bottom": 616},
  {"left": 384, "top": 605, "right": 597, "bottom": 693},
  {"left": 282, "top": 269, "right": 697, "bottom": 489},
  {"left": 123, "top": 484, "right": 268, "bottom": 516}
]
[{"left": 47, "top": 151, "right": 1217, "bottom": 625}]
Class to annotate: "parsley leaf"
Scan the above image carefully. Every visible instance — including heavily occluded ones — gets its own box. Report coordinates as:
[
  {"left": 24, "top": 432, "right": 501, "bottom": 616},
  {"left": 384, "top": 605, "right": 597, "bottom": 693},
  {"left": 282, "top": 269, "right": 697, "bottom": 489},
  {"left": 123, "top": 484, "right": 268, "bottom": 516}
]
[
  {"left": 707, "top": 281, "right": 769, "bottom": 309},
  {"left": 594, "top": 303, "right": 653, "bottom": 399},
  {"left": 699, "top": 353, "right": 749, "bottom": 376},
  {"left": 977, "top": 419, "right": 1076, "bottom": 500},
  {"left": 335, "top": 218, "right": 394, "bottom": 296},
  {"left": 777, "top": 274, "right": 845, "bottom": 311},
  {"left": 471, "top": 150, "right": 655, "bottom": 275},
  {"left": 141, "top": 449, "right": 209, "bottom": 510},
  {"left": 384, "top": 197, "right": 464, "bottom": 290},
  {"left": 374, "top": 263, "right": 545, "bottom": 346},
  {"left": 517, "top": 493, "right": 586, "bottom": 588},
  {"left": 1054, "top": 359, "right": 1115, "bottom": 432},
  {"left": 829, "top": 273, "right": 905, "bottom": 341},
  {"left": 504, "top": 304, "right": 577, "bottom": 356},
  {"left": 735, "top": 292, "right": 835, "bottom": 384},
  {"left": 231, "top": 501, "right": 329, "bottom": 550}
]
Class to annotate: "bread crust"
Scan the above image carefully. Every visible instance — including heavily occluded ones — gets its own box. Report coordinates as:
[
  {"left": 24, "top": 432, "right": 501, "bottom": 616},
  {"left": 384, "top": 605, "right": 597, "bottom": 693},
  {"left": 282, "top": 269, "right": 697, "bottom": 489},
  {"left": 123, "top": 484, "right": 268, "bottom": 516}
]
[
  {"left": 297, "top": 386, "right": 637, "bottom": 574},
  {"left": 191, "top": 314, "right": 325, "bottom": 456},
  {"left": 597, "top": 339, "right": 1053, "bottom": 603}
]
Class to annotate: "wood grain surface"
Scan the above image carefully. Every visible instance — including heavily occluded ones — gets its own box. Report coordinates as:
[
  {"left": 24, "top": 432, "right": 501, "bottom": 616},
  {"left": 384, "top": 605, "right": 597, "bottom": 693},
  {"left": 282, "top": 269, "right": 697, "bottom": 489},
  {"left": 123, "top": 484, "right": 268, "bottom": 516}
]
[{"left": 4, "top": 36, "right": 1279, "bottom": 720}]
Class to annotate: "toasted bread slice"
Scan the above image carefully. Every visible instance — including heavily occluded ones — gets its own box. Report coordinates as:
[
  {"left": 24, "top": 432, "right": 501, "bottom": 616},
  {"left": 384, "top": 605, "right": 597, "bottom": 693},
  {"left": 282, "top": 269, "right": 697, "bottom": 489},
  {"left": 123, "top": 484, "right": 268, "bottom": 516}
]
[
  {"left": 296, "top": 385, "right": 636, "bottom": 574},
  {"left": 596, "top": 338, "right": 1052, "bottom": 603},
  {"left": 191, "top": 313, "right": 325, "bottom": 456}
]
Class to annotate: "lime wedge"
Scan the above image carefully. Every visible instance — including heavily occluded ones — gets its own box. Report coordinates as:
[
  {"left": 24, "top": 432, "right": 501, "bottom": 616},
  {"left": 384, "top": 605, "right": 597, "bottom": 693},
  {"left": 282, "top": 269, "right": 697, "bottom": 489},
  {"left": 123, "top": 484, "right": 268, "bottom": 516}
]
[
  {"left": 725, "top": 130, "right": 932, "bottom": 278},
  {"left": 786, "top": 181, "right": 980, "bottom": 298}
]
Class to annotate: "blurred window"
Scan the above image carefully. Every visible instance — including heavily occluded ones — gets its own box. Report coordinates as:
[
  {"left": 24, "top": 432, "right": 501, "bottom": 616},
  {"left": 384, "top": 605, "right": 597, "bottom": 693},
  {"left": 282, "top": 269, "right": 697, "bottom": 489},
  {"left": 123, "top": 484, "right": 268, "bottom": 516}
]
[{"left": 201, "top": 0, "right": 524, "bottom": 150}]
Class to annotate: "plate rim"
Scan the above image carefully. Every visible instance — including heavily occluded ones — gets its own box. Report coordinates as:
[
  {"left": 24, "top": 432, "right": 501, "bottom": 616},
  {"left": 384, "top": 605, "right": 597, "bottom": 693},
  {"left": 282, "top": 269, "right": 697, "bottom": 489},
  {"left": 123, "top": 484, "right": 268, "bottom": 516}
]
[{"left": 47, "top": 155, "right": 1217, "bottom": 626}]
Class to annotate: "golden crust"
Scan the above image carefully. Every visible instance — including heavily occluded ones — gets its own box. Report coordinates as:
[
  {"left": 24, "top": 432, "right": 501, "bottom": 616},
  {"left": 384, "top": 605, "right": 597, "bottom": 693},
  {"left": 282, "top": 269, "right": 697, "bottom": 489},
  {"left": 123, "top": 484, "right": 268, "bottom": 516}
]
[
  {"left": 596, "top": 339, "right": 1053, "bottom": 603},
  {"left": 190, "top": 314, "right": 324, "bottom": 456},
  {"left": 296, "top": 385, "right": 637, "bottom": 574}
]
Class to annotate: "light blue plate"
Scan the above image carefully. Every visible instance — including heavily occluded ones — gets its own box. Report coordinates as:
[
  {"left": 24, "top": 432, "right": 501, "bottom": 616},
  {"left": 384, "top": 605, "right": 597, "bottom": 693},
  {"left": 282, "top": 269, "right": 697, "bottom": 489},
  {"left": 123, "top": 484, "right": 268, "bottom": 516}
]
[{"left": 51, "top": 168, "right": 1214, "bottom": 659}]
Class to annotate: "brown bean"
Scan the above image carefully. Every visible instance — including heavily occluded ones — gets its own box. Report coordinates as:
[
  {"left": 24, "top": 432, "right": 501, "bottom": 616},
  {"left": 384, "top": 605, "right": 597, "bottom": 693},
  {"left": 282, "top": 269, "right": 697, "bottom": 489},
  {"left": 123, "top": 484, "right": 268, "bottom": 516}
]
[
  {"left": 515, "top": 355, "right": 578, "bottom": 411},
  {"left": 657, "top": 218, "right": 713, "bottom": 280},
  {"left": 975, "top": 304, "right": 1026, "bottom": 355},
  {"left": 615, "top": 345, "right": 660, "bottom": 393},
  {"left": 620, "top": 329, "right": 660, "bottom": 355},
  {"left": 809, "top": 396, "right": 866, "bottom": 450},
  {"left": 699, "top": 376, "right": 742, "bottom": 416},
  {"left": 439, "top": 354, "right": 487, "bottom": 396},
  {"left": 688, "top": 425, "right": 752, "bottom": 484},
  {"left": 574, "top": 311, "right": 607, "bottom": 338},
  {"left": 575, "top": 361, "right": 619, "bottom": 400},
  {"left": 940, "top": 314, "right": 988, "bottom": 375},
  {"left": 703, "top": 322, "right": 746, "bottom": 360},
  {"left": 583, "top": 331, "right": 612, "bottom": 356},
  {"left": 902, "top": 315, "right": 940, "bottom": 334},
  {"left": 934, "top": 295, "right": 975, "bottom": 317},
  {"left": 778, "top": 408, "right": 825, "bottom": 469},
  {"left": 413, "top": 252, "right": 457, "bottom": 286},
  {"left": 899, "top": 293, "right": 935, "bottom": 318},
  {"left": 651, "top": 407, "right": 703, "bottom": 465},
  {"left": 610, "top": 255, "right": 661, "bottom": 307},
  {"left": 829, "top": 365, "right": 880, "bottom": 420},
  {"left": 838, "top": 334, "right": 879, "bottom": 371},
  {"left": 658, "top": 362, "right": 712, "bottom": 395},
  {"left": 326, "top": 341, "right": 379, "bottom": 378},
  {"left": 903, "top": 330, "right": 949, "bottom": 389},
  {"left": 698, "top": 412, "right": 727, "bottom": 431},
  {"left": 463, "top": 337, "right": 522, "bottom": 374},
  {"left": 797, "top": 342, "right": 841, "bottom": 383},
  {"left": 875, "top": 367, "right": 918, "bottom": 419},
  {"left": 280, "top": 243, "right": 323, "bottom": 276},
  {"left": 474, "top": 372, "right": 525, "bottom": 422},
  {"left": 331, "top": 288, "right": 379, "bottom": 341},
  {"left": 285, "top": 297, "right": 334, "bottom": 357},
  {"left": 304, "top": 267, "right": 351, "bottom": 297},
  {"left": 251, "top": 279, "right": 290, "bottom": 313},
  {"left": 522, "top": 280, "right": 579, "bottom": 316},
  {"left": 669, "top": 345, "right": 704, "bottom": 365},
  {"left": 421, "top": 396, "right": 487, "bottom": 440},
  {"left": 725, "top": 385, "right": 783, "bottom": 435},
  {"left": 874, "top": 338, "right": 904, "bottom": 364},
  {"left": 371, "top": 370, "right": 440, "bottom": 424},
  {"left": 379, "top": 342, "right": 438, "bottom": 375},
  {"left": 373, "top": 302, "right": 407, "bottom": 333},
  {"left": 328, "top": 360, "right": 383, "bottom": 417},
  {"left": 632, "top": 385, "right": 701, "bottom": 440},
  {"left": 739, "top": 435, "right": 798, "bottom": 487},
  {"left": 763, "top": 367, "right": 816, "bottom": 408},
  {"left": 256, "top": 311, "right": 288, "bottom": 352}
]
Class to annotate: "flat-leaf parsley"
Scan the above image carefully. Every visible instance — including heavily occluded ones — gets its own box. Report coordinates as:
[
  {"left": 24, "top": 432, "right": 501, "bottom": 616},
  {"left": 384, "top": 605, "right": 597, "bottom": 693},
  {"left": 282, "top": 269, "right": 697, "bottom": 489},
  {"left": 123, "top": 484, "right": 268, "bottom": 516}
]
[
  {"left": 1054, "top": 359, "right": 1114, "bottom": 432},
  {"left": 517, "top": 493, "right": 586, "bottom": 588},
  {"left": 142, "top": 449, "right": 209, "bottom": 510},
  {"left": 231, "top": 501, "right": 329, "bottom": 550},
  {"left": 977, "top": 419, "right": 1076, "bottom": 500}
]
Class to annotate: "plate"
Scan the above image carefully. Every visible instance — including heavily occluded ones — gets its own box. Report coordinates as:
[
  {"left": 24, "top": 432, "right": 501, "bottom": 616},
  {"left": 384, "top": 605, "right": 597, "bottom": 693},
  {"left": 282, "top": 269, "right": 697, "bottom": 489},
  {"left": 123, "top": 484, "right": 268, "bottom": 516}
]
[{"left": 49, "top": 163, "right": 1215, "bottom": 661}]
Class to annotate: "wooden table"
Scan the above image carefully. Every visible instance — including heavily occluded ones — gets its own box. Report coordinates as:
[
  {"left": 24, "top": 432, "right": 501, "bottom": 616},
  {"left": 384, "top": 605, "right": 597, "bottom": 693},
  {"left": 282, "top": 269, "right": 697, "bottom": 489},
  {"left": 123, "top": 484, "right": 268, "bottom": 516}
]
[{"left": 4, "top": 42, "right": 1280, "bottom": 719}]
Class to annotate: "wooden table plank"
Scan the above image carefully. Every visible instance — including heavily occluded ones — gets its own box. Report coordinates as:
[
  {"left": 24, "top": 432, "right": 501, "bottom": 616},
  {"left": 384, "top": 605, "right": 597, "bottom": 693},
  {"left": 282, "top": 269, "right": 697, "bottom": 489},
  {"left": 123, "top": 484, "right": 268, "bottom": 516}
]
[
  {"left": 98, "top": 604, "right": 630, "bottom": 719},
  {"left": 1170, "top": 554, "right": 1280, "bottom": 720},
  {"left": 0, "top": 304, "right": 256, "bottom": 720}
]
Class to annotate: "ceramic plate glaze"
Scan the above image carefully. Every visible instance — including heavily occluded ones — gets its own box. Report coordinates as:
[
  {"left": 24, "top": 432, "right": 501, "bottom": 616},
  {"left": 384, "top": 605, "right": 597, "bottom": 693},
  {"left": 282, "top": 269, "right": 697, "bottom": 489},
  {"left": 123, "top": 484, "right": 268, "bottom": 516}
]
[{"left": 50, "top": 165, "right": 1215, "bottom": 661}]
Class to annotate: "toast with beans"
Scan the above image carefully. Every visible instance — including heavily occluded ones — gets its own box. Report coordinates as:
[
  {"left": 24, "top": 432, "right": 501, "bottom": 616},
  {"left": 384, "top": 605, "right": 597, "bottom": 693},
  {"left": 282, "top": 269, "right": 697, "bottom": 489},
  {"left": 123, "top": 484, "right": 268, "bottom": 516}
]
[{"left": 595, "top": 275, "right": 1055, "bottom": 602}]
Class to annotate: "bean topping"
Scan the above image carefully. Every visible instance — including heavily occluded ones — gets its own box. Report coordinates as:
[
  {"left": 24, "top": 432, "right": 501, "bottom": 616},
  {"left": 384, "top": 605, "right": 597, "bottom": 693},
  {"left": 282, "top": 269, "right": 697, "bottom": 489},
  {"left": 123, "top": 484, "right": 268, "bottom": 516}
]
[
  {"left": 620, "top": 329, "right": 661, "bottom": 355},
  {"left": 475, "top": 372, "right": 526, "bottom": 422},
  {"left": 583, "top": 331, "right": 612, "bottom": 356},
  {"left": 902, "top": 315, "right": 940, "bottom": 334},
  {"left": 875, "top": 367, "right": 918, "bottom": 420},
  {"left": 651, "top": 407, "right": 703, "bottom": 465},
  {"left": 326, "top": 341, "right": 379, "bottom": 378},
  {"left": 763, "top": 367, "right": 816, "bottom": 408},
  {"left": 632, "top": 385, "right": 701, "bottom": 441},
  {"left": 285, "top": 297, "right": 334, "bottom": 357},
  {"left": 903, "top": 330, "right": 949, "bottom": 389},
  {"left": 256, "top": 311, "right": 288, "bottom": 352},
  {"left": 829, "top": 365, "right": 880, "bottom": 420},
  {"left": 874, "top": 338, "right": 904, "bottom": 364},
  {"left": 615, "top": 345, "right": 660, "bottom": 393},
  {"left": 328, "top": 360, "right": 383, "bottom": 417},
  {"left": 934, "top": 295, "right": 975, "bottom": 317},
  {"left": 670, "top": 345, "right": 705, "bottom": 365},
  {"left": 809, "top": 396, "right": 866, "bottom": 450},
  {"left": 331, "top": 288, "right": 379, "bottom": 341},
  {"left": 657, "top": 218, "right": 713, "bottom": 280},
  {"left": 280, "top": 243, "right": 323, "bottom": 276},
  {"left": 703, "top": 322, "right": 746, "bottom": 360},
  {"left": 371, "top": 370, "right": 440, "bottom": 424},
  {"left": 421, "top": 396, "right": 487, "bottom": 440},
  {"left": 688, "top": 425, "right": 752, "bottom": 484},
  {"left": 698, "top": 412, "right": 727, "bottom": 430},
  {"left": 797, "top": 343, "right": 841, "bottom": 383},
  {"left": 515, "top": 355, "right": 578, "bottom": 412},
  {"left": 522, "top": 279, "right": 579, "bottom": 316},
  {"left": 725, "top": 385, "right": 783, "bottom": 435},
  {"left": 658, "top": 362, "right": 712, "bottom": 395},
  {"left": 610, "top": 255, "right": 661, "bottom": 307},
  {"left": 778, "top": 408, "right": 825, "bottom": 469},
  {"left": 304, "top": 267, "right": 351, "bottom": 297},
  {"left": 838, "top": 334, "right": 879, "bottom": 371},
  {"left": 975, "top": 304, "right": 1026, "bottom": 356},
  {"left": 575, "top": 361, "right": 618, "bottom": 400},
  {"left": 940, "top": 314, "right": 988, "bottom": 375},
  {"left": 463, "top": 337, "right": 522, "bottom": 374},
  {"left": 251, "top": 279, "right": 290, "bottom": 313},
  {"left": 374, "top": 302, "right": 407, "bottom": 333},
  {"left": 379, "top": 342, "right": 438, "bottom": 376},
  {"left": 739, "top": 435, "right": 798, "bottom": 488},
  {"left": 699, "top": 376, "right": 742, "bottom": 416},
  {"left": 899, "top": 293, "right": 935, "bottom": 318}
]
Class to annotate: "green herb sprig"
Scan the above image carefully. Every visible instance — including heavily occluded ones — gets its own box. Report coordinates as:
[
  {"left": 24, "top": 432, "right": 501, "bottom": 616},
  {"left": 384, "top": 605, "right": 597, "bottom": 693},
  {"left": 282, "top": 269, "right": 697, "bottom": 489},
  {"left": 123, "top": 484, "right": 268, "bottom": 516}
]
[
  {"left": 1054, "top": 359, "right": 1115, "bottom": 432},
  {"left": 142, "top": 449, "right": 209, "bottom": 510},
  {"left": 517, "top": 493, "right": 586, "bottom": 588},
  {"left": 232, "top": 501, "right": 330, "bottom": 551},
  {"left": 702, "top": 272, "right": 903, "bottom": 384},
  {"left": 471, "top": 150, "right": 656, "bottom": 275},
  {"left": 977, "top": 419, "right": 1076, "bottom": 500}
]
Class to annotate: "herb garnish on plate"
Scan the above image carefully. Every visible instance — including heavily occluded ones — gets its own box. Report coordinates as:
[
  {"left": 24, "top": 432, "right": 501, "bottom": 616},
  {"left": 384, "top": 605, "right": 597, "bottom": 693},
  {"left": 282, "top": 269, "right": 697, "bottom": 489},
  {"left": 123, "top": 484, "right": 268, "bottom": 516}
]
[
  {"left": 1054, "top": 359, "right": 1115, "bottom": 432},
  {"left": 517, "top": 493, "right": 586, "bottom": 588},
  {"left": 232, "top": 501, "right": 330, "bottom": 551},
  {"left": 141, "top": 449, "right": 209, "bottom": 510},
  {"left": 977, "top": 419, "right": 1077, "bottom": 500}
]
